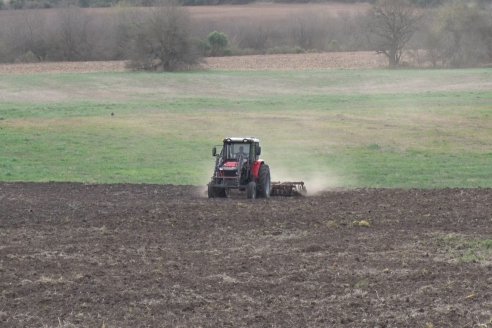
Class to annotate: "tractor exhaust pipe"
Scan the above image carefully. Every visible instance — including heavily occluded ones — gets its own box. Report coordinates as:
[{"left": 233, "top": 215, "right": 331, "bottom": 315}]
[{"left": 271, "top": 181, "right": 307, "bottom": 196}]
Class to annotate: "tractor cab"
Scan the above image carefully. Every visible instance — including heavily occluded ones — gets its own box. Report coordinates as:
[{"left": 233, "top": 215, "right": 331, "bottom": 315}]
[{"left": 213, "top": 137, "right": 261, "bottom": 163}]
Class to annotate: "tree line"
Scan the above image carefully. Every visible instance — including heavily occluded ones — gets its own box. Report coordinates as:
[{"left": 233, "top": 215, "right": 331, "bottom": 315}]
[
  {"left": 2, "top": 0, "right": 491, "bottom": 9},
  {"left": 0, "top": 0, "right": 490, "bottom": 70}
]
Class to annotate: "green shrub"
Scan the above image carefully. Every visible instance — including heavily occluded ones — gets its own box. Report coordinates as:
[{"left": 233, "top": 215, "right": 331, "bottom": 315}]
[
  {"left": 16, "top": 51, "right": 39, "bottom": 63},
  {"left": 207, "top": 31, "right": 229, "bottom": 56},
  {"left": 265, "top": 46, "right": 305, "bottom": 55},
  {"left": 327, "top": 40, "right": 341, "bottom": 52},
  {"left": 228, "top": 47, "right": 258, "bottom": 56}
]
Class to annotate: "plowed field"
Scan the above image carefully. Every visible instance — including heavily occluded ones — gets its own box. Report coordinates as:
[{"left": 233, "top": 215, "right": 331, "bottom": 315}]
[
  {"left": 0, "top": 52, "right": 387, "bottom": 74},
  {"left": 1, "top": 183, "right": 491, "bottom": 327}
]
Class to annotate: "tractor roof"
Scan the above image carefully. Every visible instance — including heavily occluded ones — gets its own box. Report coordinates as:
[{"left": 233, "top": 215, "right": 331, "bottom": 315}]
[{"left": 223, "top": 137, "right": 260, "bottom": 144}]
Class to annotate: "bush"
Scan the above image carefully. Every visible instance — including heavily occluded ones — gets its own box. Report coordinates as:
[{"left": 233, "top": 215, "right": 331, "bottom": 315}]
[
  {"left": 207, "top": 31, "right": 228, "bottom": 56},
  {"left": 194, "top": 37, "right": 211, "bottom": 56},
  {"left": 326, "top": 39, "right": 341, "bottom": 52},
  {"left": 16, "top": 50, "right": 39, "bottom": 63},
  {"left": 265, "top": 46, "right": 304, "bottom": 54},
  {"left": 227, "top": 47, "right": 258, "bottom": 56}
]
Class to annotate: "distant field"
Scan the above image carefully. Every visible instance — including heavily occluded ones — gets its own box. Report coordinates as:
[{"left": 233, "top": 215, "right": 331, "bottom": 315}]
[
  {"left": 0, "top": 52, "right": 387, "bottom": 74},
  {"left": 0, "top": 68, "right": 491, "bottom": 187},
  {"left": 187, "top": 3, "right": 370, "bottom": 20},
  {"left": 0, "top": 3, "right": 370, "bottom": 20}
]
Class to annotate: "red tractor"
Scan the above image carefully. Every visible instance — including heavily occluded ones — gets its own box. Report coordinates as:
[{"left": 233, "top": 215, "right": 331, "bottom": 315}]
[{"left": 208, "top": 137, "right": 306, "bottom": 199}]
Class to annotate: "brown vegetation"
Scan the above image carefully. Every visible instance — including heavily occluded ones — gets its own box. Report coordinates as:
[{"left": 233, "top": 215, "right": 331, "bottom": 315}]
[
  {"left": 0, "top": 3, "right": 490, "bottom": 68},
  {"left": 0, "top": 51, "right": 389, "bottom": 74},
  {"left": 0, "top": 3, "right": 372, "bottom": 65},
  {"left": 204, "top": 51, "right": 387, "bottom": 70}
]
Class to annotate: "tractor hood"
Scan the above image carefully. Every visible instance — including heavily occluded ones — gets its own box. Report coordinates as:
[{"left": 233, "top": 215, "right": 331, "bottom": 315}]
[{"left": 221, "top": 161, "right": 238, "bottom": 169}]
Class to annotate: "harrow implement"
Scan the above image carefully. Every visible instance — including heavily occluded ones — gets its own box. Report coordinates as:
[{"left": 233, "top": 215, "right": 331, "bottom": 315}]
[{"left": 271, "top": 181, "right": 307, "bottom": 197}]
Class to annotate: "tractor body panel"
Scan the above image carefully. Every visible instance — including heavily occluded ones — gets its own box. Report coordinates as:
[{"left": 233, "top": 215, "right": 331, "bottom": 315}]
[{"left": 251, "top": 160, "right": 263, "bottom": 180}]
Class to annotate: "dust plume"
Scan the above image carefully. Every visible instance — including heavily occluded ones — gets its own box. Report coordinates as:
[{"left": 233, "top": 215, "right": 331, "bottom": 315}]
[
  {"left": 269, "top": 166, "right": 340, "bottom": 196},
  {"left": 195, "top": 161, "right": 214, "bottom": 198},
  {"left": 198, "top": 155, "right": 343, "bottom": 197},
  {"left": 194, "top": 185, "right": 208, "bottom": 198}
]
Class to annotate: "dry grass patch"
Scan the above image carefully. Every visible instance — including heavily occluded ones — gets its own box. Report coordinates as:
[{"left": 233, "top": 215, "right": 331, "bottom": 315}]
[
  {"left": 204, "top": 52, "right": 387, "bottom": 71},
  {"left": 188, "top": 3, "right": 370, "bottom": 20}
]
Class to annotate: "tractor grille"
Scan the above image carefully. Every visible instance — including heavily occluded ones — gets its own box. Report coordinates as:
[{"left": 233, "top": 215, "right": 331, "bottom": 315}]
[
  {"left": 213, "top": 169, "right": 239, "bottom": 188},
  {"left": 221, "top": 170, "right": 237, "bottom": 177}
]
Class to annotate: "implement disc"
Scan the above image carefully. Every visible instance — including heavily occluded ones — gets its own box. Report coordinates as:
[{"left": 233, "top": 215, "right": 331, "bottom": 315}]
[{"left": 271, "top": 181, "right": 307, "bottom": 196}]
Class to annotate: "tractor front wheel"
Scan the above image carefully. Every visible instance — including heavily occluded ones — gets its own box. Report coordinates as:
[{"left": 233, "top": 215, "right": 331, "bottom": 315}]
[
  {"left": 257, "top": 164, "right": 271, "bottom": 198},
  {"left": 246, "top": 181, "right": 257, "bottom": 199},
  {"left": 207, "top": 184, "right": 215, "bottom": 198},
  {"left": 208, "top": 184, "right": 228, "bottom": 198}
]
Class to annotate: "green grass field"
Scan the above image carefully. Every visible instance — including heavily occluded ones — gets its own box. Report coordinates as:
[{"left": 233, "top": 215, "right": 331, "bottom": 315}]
[{"left": 1, "top": 69, "right": 491, "bottom": 188}]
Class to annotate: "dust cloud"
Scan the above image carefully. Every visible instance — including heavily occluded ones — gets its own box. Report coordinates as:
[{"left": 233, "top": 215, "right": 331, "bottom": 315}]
[
  {"left": 194, "top": 163, "right": 214, "bottom": 198},
  {"left": 270, "top": 166, "right": 341, "bottom": 196},
  {"left": 194, "top": 185, "right": 209, "bottom": 198},
  {"left": 199, "top": 158, "right": 343, "bottom": 197}
]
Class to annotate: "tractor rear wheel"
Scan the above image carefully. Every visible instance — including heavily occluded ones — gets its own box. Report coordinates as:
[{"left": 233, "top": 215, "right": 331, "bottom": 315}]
[
  {"left": 257, "top": 164, "right": 271, "bottom": 198},
  {"left": 246, "top": 181, "right": 256, "bottom": 199}
]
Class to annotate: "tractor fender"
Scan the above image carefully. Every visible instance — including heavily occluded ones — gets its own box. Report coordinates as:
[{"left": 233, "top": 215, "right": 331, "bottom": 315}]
[{"left": 251, "top": 160, "right": 264, "bottom": 180}]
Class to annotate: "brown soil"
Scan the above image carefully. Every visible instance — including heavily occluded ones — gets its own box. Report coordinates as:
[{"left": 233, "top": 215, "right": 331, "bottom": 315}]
[
  {"left": 0, "top": 61, "right": 127, "bottom": 74},
  {"left": 1, "top": 183, "right": 491, "bottom": 327},
  {"left": 205, "top": 52, "right": 387, "bottom": 71},
  {"left": 0, "top": 52, "right": 386, "bottom": 75}
]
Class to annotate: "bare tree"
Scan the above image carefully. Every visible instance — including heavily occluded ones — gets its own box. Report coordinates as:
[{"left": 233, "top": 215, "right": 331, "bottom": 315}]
[
  {"left": 289, "top": 12, "right": 323, "bottom": 51},
  {"left": 18, "top": 10, "right": 49, "bottom": 61},
  {"left": 369, "top": 0, "right": 420, "bottom": 67},
  {"left": 237, "top": 24, "right": 271, "bottom": 52},
  {"left": 0, "top": 10, "right": 48, "bottom": 62},
  {"left": 126, "top": 3, "right": 199, "bottom": 71},
  {"left": 56, "top": 6, "right": 92, "bottom": 61}
]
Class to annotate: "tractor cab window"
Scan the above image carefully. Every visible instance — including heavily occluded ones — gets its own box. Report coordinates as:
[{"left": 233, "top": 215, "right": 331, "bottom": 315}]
[{"left": 224, "top": 143, "right": 250, "bottom": 160}]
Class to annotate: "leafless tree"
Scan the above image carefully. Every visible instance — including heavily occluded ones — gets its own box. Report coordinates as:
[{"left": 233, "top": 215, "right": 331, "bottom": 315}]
[
  {"left": 0, "top": 10, "right": 48, "bottom": 62},
  {"left": 369, "top": 0, "right": 420, "bottom": 67},
  {"left": 126, "top": 3, "right": 199, "bottom": 71},
  {"left": 56, "top": 6, "right": 92, "bottom": 61},
  {"left": 289, "top": 12, "right": 325, "bottom": 51},
  {"left": 17, "top": 11, "right": 41, "bottom": 61},
  {"left": 237, "top": 24, "right": 272, "bottom": 52}
]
